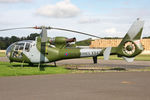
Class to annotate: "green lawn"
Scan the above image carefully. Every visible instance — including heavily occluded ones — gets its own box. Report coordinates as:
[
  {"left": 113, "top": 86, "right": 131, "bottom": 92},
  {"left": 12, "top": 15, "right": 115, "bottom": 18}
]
[
  {"left": 0, "top": 62, "right": 71, "bottom": 77},
  {"left": 0, "top": 54, "right": 150, "bottom": 77},
  {"left": 98, "top": 54, "right": 150, "bottom": 61},
  {"left": 135, "top": 55, "right": 150, "bottom": 61},
  {"left": 0, "top": 52, "right": 6, "bottom": 57}
]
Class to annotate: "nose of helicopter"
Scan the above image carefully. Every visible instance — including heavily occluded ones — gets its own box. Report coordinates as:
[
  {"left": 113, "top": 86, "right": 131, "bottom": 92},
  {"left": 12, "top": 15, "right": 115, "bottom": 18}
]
[
  {"left": 6, "top": 47, "right": 11, "bottom": 58},
  {"left": 6, "top": 44, "right": 14, "bottom": 58}
]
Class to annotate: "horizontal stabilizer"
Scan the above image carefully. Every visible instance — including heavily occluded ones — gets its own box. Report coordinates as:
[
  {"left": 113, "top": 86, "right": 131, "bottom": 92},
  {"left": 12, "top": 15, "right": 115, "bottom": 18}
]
[
  {"left": 104, "top": 47, "right": 112, "bottom": 60},
  {"left": 123, "top": 57, "right": 134, "bottom": 62}
]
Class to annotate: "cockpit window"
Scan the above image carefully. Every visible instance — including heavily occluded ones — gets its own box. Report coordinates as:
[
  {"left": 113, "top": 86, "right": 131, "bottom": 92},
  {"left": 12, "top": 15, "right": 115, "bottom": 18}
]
[
  {"left": 25, "top": 43, "right": 30, "bottom": 52},
  {"left": 14, "top": 43, "right": 25, "bottom": 51},
  {"left": 19, "top": 46, "right": 24, "bottom": 50},
  {"left": 15, "top": 45, "right": 19, "bottom": 51},
  {"left": 6, "top": 41, "right": 33, "bottom": 58},
  {"left": 18, "top": 43, "right": 24, "bottom": 50},
  {"left": 6, "top": 43, "right": 15, "bottom": 58}
]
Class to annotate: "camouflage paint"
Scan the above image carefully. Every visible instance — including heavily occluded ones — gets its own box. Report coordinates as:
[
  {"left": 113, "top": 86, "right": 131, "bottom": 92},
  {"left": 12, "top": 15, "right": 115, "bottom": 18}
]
[{"left": 6, "top": 19, "right": 144, "bottom": 64}]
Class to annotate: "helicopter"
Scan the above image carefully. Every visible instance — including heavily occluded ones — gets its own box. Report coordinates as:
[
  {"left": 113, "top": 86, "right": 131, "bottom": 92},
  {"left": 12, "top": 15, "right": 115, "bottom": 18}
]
[{"left": 0, "top": 18, "right": 144, "bottom": 70}]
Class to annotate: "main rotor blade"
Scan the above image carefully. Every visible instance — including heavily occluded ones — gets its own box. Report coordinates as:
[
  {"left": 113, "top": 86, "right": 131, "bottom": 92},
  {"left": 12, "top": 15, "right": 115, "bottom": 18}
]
[
  {"left": 0, "top": 26, "right": 101, "bottom": 38},
  {"left": 50, "top": 27, "right": 101, "bottom": 38},
  {"left": 0, "top": 27, "right": 34, "bottom": 31}
]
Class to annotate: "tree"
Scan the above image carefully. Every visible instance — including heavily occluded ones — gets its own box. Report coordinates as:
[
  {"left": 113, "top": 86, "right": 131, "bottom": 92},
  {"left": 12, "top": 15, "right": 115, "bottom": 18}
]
[
  {"left": 0, "top": 33, "right": 39, "bottom": 50},
  {"left": 27, "top": 33, "right": 39, "bottom": 40},
  {"left": 0, "top": 41, "right": 5, "bottom": 49}
]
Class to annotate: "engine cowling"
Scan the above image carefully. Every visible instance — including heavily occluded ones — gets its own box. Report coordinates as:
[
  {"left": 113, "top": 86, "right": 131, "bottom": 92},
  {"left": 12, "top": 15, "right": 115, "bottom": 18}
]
[
  {"left": 49, "top": 37, "right": 76, "bottom": 48},
  {"left": 50, "top": 37, "right": 67, "bottom": 45}
]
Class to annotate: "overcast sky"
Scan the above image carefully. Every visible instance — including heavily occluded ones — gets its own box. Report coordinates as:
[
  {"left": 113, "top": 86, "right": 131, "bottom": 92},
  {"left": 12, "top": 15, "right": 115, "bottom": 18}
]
[{"left": 0, "top": 0, "right": 149, "bottom": 40}]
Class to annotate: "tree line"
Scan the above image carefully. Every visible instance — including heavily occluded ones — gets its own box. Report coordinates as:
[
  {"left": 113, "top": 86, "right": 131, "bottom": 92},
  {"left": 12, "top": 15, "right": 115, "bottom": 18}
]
[
  {"left": 0, "top": 33, "right": 39, "bottom": 50},
  {"left": 0, "top": 33, "right": 150, "bottom": 50}
]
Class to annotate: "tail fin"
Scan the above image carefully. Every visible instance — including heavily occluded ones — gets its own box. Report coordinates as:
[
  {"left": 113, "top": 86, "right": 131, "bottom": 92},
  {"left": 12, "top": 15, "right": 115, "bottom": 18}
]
[
  {"left": 117, "top": 18, "right": 144, "bottom": 59},
  {"left": 103, "top": 18, "right": 144, "bottom": 62},
  {"left": 119, "top": 18, "right": 144, "bottom": 44}
]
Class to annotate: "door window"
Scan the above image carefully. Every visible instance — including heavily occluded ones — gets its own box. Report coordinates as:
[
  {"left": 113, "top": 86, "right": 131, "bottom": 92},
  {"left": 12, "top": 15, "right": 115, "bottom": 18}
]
[
  {"left": 25, "top": 43, "right": 30, "bottom": 52},
  {"left": 13, "top": 43, "right": 25, "bottom": 58}
]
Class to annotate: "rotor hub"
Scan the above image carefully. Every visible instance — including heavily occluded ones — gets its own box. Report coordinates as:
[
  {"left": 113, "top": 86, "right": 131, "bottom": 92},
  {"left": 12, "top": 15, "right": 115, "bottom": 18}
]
[
  {"left": 126, "top": 45, "right": 133, "bottom": 51},
  {"left": 123, "top": 41, "right": 136, "bottom": 55}
]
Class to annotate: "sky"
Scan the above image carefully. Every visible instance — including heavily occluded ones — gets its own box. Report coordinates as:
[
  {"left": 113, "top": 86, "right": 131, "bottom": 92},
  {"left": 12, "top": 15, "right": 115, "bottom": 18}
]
[{"left": 0, "top": 0, "right": 150, "bottom": 40}]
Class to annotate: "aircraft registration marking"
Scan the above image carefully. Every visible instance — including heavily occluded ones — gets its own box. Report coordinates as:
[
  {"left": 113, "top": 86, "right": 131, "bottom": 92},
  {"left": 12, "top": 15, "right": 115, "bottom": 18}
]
[{"left": 80, "top": 49, "right": 102, "bottom": 57}]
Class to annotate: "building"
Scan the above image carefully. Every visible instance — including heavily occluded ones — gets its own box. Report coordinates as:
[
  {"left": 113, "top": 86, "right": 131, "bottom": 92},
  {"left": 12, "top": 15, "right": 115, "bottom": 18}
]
[{"left": 90, "top": 39, "right": 150, "bottom": 54}]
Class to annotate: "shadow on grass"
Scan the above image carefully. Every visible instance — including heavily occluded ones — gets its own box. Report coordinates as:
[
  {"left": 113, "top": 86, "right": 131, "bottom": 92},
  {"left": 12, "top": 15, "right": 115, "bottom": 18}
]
[
  {"left": 9, "top": 64, "right": 57, "bottom": 68},
  {"left": 8, "top": 64, "right": 57, "bottom": 71},
  {"left": 109, "top": 67, "right": 126, "bottom": 71}
]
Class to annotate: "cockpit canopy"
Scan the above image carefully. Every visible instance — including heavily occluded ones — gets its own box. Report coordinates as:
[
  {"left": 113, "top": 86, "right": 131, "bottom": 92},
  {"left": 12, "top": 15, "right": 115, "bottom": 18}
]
[{"left": 6, "top": 40, "right": 33, "bottom": 58}]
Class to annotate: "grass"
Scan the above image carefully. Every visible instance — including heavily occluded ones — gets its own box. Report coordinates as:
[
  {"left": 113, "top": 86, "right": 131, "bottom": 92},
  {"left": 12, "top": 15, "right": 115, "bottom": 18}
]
[
  {"left": 98, "top": 54, "right": 150, "bottom": 61},
  {"left": 0, "top": 51, "right": 150, "bottom": 77},
  {"left": 0, "top": 60, "right": 150, "bottom": 77},
  {"left": 0, "top": 62, "right": 71, "bottom": 77},
  {"left": 0, "top": 52, "right": 6, "bottom": 57},
  {"left": 135, "top": 55, "right": 150, "bottom": 61}
]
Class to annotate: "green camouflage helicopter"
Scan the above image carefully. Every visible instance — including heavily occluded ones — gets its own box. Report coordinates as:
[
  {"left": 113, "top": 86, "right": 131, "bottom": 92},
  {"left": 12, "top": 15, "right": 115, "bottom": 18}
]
[{"left": 0, "top": 18, "right": 144, "bottom": 70}]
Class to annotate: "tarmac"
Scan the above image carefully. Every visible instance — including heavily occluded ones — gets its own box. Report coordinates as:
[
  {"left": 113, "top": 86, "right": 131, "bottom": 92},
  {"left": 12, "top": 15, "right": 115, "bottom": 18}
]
[
  {"left": 56, "top": 58, "right": 150, "bottom": 69},
  {"left": 0, "top": 57, "right": 150, "bottom": 100},
  {"left": 0, "top": 72, "right": 150, "bottom": 100}
]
